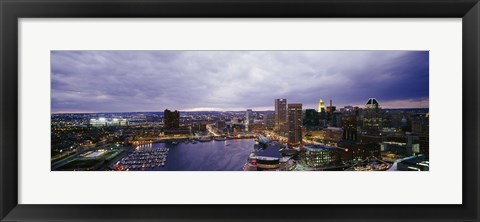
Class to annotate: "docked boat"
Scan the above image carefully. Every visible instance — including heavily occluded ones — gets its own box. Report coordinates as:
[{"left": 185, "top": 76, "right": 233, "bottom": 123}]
[
  {"left": 198, "top": 137, "right": 212, "bottom": 142},
  {"left": 214, "top": 136, "right": 226, "bottom": 141}
]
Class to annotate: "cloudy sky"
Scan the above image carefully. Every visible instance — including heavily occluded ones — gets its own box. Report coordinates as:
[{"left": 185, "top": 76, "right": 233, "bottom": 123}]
[{"left": 51, "top": 51, "right": 428, "bottom": 113}]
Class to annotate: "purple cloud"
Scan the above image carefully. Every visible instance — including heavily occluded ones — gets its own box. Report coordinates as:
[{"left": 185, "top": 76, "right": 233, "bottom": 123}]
[{"left": 51, "top": 51, "right": 428, "bottom": 113}]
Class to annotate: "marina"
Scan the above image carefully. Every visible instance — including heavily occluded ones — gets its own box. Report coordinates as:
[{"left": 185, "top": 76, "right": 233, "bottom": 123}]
[
  {"left": 113, "top": 139, "right": 255, "bottom": 171},
  {"left": 115, "top": 145, "right": 169, "bottom": 170}
]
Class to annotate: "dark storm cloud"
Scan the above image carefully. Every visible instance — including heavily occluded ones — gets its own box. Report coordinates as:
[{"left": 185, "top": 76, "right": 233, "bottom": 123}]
[{"left": 51, "top": 51, "right": 428, "bottom": 113}]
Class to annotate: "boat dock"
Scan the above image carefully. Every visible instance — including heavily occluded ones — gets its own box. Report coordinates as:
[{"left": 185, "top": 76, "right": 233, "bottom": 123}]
[{"left": 116, "top": 147, "right": 169, "bottom": 170}]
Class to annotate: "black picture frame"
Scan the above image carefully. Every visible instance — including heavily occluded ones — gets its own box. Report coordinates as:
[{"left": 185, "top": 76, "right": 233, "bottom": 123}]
[{"left": 1, "top": 0, "right": 479, "bottom": 221}]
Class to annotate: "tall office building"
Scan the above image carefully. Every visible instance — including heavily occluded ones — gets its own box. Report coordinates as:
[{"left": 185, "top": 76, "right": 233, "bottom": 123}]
[
  {"left": 304, "top": 109, "right": 320, "bottom": 130},
  {"left": 365, "top": 98, "right": 380, "bottom": 110},
  {"left": 326, "top": 99, "right": 336, "bottom": 122},
  {"left": 411, "top": 113, "right": 428, "bottom": 134},
  {"left": 342, "top": 115, "right": 358, "bottom": 141},
  {"left": 332, "top": 111, "right": 342, "bottom": 127},
  {"left": 164, "top": 109, "right": 180, "bottom": 129},
  {"left": 363, "top": 98, "right": 383, "bottom": 135},
  {"left": 318, "top": 98, "right": 327, "bottom": 120},
  {"left": 288, "top": 104, "right": 303, "bottom": 144},
  {"left": 317, "top": 98, "right": 326, "bottom": 112},
  {"left": 245, "top": 109, "right": 254, "bottom": 125},
  {"left": 275, "top": 99, "right": 287, "bottom": 132},
  {"left": 263, "top": 114, "right": 276, "bottom": 130}
]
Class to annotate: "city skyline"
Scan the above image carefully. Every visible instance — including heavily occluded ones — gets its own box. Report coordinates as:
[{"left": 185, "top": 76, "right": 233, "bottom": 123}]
[{"left": 51, "top": 51, "right": 429, "bottom": 113}]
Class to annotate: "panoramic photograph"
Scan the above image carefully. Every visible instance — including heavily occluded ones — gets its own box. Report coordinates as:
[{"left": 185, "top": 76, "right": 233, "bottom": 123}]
[{"left": 51, "top": 51, "right": 429, "bottom": 171}]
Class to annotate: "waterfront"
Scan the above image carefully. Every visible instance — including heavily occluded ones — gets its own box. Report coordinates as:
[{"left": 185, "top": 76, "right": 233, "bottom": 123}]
[
  {"left": 131, "top": 139, "right": 255, "bottom": 171},
  {"left": 50, "top": 51, "right": 430, "bottom": 172}
]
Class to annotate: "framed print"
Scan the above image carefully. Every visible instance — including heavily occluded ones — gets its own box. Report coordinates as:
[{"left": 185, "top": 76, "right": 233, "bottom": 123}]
[{"left": 1, "top": 0, "right": 479, "bottom": 221}]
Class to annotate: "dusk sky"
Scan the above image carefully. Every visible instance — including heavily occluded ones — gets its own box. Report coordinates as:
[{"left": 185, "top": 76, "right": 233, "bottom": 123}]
[{"left": 51, "top": 51, "right": 429, "bottom": 113}]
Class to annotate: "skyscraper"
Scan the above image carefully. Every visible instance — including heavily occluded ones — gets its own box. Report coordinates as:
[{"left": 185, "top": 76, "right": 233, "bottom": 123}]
[
  {"left": 342, "top": 115, "right": 357, "bottom": 141},
  {"left": 365, "top": 98, "right": 379, "bottom": 110},
  {"left": 317, "top": 98, "right": 325, "bottom": 112},
  {"left": 317, "top": 98, "right": 326, "bottom": 121},
  {"left": 164, "top": 109, "right": 180, "bottom": 129},
  {"left": 326, "top": 99, "right": 336, "bottom": 123},
  {"left": 275, "top": 98, "right": 287, "bottom": 132},
  {"left": 363, "top": 98, "right": 383, "bottom": 135},
  {"left": 304, "top": 109, "right": 320, "bottom": 130},
  {"left": 288, "top": 103, "right": 303, "bottom": 144},
  {"left": 263, "top": 114, "right": 276, "bottom": 130},
  {"left": 332, "top": 111, "right": 342, "bottom": 127},
  {"left": 245, "top": 109, "right": 254, "bottom": 125}
]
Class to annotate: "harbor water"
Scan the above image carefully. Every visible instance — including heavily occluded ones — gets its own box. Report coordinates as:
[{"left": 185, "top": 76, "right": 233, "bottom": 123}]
[{"left": 136, "top": 139, "right": 255, "bottom": 171}]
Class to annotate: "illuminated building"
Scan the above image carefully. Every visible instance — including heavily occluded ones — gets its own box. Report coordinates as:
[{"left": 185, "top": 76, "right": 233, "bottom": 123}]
[
  {"left": 287, "top": 103, "right": 302, "bottom": 144},
  {"left": 380, "top": 141, "right": 413, "bottom": 156},
  {"left": 254, "top": 146, "right": 282, "bottom": 170},
  {"left": 307, "top": 127, "right": 343, "bottom": 146},
  {"left": 263, "top": 114, "right": 275, "bottom": 130},
  {"left": 129, "top": 114, "right": 147, "bottom": 125},
  {"left": 90, "top": 117, "right": 108, "bottom": 127},
  {"left": 365, "top": 98, "right": 379, "bottom": 109},
  {"left": 406, "top": 133, "right": 421, "bottom": 154},
  {"left": 275, "top": 98, "right": 287, "bottom": 132},
  {"left": 317, "top": 98, "right": 327, "bottom": 122},
  {"left": 111, "top": 118, "right": 128, "bottom": 126},
  {"left": 339, "top": 141, "right": 381, "bottom": 160},
  {"left": 317, "top": 98, "right": 325, "bottom": 112},
  {"left": 89, "top": 117, "right": 128, "bottom": 127},
  {"left": 244, "top": 141, "right": 289, "bottom": 171},
  {"left": 192, "top": 122, "right": 207, "bottom": 132},
  {"left": 246, "top": 123, "right": 265, "bottom": 132},
  {"left": 231, "top": 123, "right": 245, "bottom": 132},
  {"left": 303, "top": 145, "right": 342, "bottom": 168},
  {"left": 164, "top": 109, "right": 180, "bottom": 129},
  {"left": 342, "top": 105, "right": 356, "bottom": 115},
  {"left": 363, "top": 98, "right": 383, "bottom": 134}
]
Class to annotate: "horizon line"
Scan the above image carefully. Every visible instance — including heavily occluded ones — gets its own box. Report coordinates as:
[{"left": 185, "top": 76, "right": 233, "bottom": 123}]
[{"left": 51, "top": 107, "right": 430, "bottom": 115}]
